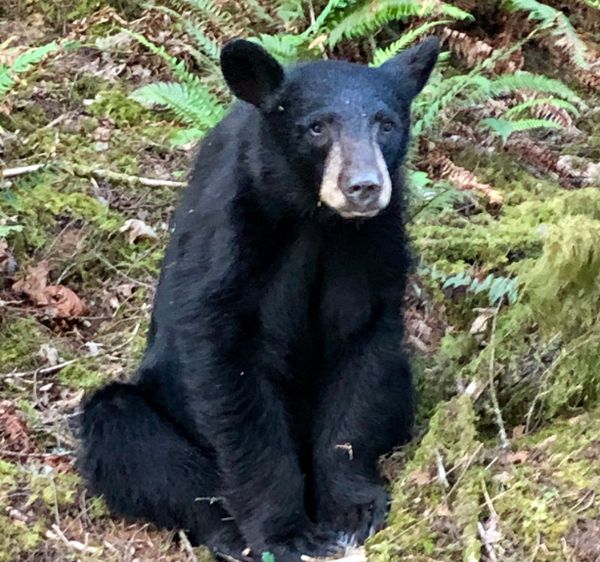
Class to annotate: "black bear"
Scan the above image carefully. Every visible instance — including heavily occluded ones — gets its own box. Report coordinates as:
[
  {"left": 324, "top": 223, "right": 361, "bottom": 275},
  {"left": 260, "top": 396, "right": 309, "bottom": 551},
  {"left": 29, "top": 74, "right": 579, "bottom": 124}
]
[{"left": 78, "top": 36, "right": 439, "bottom": 562}]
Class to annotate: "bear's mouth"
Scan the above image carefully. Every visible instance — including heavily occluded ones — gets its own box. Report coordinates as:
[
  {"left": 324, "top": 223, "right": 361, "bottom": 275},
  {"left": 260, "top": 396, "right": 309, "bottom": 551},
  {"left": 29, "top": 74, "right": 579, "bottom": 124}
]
[{"left": 338, "top": 208, "right": 382, "bottom": 219}]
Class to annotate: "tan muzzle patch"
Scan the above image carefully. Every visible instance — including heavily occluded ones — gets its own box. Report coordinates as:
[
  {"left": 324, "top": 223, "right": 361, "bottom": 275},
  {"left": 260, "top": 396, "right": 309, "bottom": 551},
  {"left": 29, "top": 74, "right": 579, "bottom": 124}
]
[{"left": 318, "top": 140, "right": 392, "bottom": 218}]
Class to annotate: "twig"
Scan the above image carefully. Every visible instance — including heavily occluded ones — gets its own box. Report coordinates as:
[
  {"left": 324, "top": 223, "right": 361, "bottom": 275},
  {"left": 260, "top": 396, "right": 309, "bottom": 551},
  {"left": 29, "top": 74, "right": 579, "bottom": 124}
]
[
  {"left": 477, "top": 521, "right": 498, "bottom": 562},
  {"left": 2, "top": 164, "right": 47, "bottom": 178},
  {"left": 0, "top": 449, "right": 73, "bottom": 459},
  {"left": 1, "top": 359, "right": 78, "bottom": 379},
  {"left": 488, "top": 307, "right": 510, "bottom": 449},
  {"left": 435, "top": 449, "right": 449, "bottom": 488},
  {"left": 68, "top": 162, "right": 187, "bottom": 188},
  {"left": 2, "top": 161, "right": 187, "bottom": 188},
  {"left": 178, "top": 530, "right": 198, "bottom": 562},
  {"left": 301, "top": 550, "right": 366, "bottom": 562},
  {"left": 46, "top": 523, "right": 100, "bottom": 554}
]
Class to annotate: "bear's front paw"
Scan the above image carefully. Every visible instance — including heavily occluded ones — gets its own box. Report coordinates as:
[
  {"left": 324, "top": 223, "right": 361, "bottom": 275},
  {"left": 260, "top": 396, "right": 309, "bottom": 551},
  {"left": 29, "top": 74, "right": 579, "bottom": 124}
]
[
  {"left": 256, "top": 525, "right": 341, "bottom": 562},
  {"left": 318, "top": 484, "right": 390, "bottom": 544}
]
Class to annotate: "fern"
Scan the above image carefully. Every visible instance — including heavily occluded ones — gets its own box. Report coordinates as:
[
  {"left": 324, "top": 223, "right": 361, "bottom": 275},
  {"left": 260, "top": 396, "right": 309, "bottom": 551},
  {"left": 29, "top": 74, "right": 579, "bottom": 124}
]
[
  {"left": 425, "top": 267, "right": 520, "bottom": 306},
  {"left": 481, "top": 117, "right": 563, "bottom": 143},
  {"left": 488, "top": 72, "right": 585, "bottom": 107},
  {"left": 505, "top": 0, "right": 590, "bottom": 68},
  {"left": 166, "top": 0, "right": 226, "bottom": 25},
  {"left": 0, "top": 66, "right": 15, "bottom": 98},
  {"left": 130, "top": 81, "right": 225, "bottom": 131},
  {"left": 251, "top": 33, "right": 308, "bottom": 63},
  {"left": 576, "top": 0, "right": 600, "bottom": 8},
  {"left": 275, "top": 0, "right": 306, "bottom": 26},
  {"left": 372, "top": 20, "right": 450, "bottom": 66},
  {"left": 327, "top": 0, "right": 472, "bottom": 46},
  {"left": 126, "top": 31, "right": 194, "bottom": 85},
  {"left": 504, "top": 97, "right": 580, "bottom": 119},
  {"left": 11, "top": 41, "right": 59, "bottom": 73},
  {"left": 0, "top": 41, "right": 59, "bottom": 98}
]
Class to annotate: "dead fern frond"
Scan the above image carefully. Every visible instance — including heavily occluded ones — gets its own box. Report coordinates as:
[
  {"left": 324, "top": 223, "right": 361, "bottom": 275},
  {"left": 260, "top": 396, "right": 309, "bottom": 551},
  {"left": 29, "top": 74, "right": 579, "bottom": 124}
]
[
  {"left": 441, "top": 28, "right": 524, "bottom": 73},
  {"left": 425, "top": 150, "right": 504, "bottom": 205},
  {"left": 505, "top": 136, "right": 580, "bottom": 187}
]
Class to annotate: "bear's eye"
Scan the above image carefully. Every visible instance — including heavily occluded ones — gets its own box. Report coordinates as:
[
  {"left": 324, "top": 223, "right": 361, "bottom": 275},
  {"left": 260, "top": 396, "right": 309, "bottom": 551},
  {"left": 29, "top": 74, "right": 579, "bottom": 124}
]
[
  {"left": 309, "top": 122, "right": 324, "bottom": 136},
  {"left": 380, "top": 120, "right": 395, "bottom": 134}
]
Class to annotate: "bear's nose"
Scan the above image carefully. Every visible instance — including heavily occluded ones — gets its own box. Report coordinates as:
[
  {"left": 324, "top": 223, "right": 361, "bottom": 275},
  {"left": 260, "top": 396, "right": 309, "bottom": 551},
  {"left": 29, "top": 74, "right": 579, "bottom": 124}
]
[{"left": 342, "top": 176, "right": 382, "bottom": 208}]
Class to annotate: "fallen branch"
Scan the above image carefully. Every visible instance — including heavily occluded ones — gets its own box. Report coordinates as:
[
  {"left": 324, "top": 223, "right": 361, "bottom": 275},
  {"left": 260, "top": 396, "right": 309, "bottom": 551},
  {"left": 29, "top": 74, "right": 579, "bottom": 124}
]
[
  {"left": 0, "top": 359, "right": 78, "bottom": 379},
  {"left": 68, "top": 163, "right": 187, "bottom": 188},
  {"left": 2, "top": 164, "right": 47, "bottom": 178},
  {"left": 2, "top": 161, "right": 187, "bottom": 188}
]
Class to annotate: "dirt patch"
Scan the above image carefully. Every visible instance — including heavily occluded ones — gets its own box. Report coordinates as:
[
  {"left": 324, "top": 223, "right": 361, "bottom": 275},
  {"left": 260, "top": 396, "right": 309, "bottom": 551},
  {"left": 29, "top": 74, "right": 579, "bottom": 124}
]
[{"left": 567, "top": 519, "right": 600, "bottom": 562}]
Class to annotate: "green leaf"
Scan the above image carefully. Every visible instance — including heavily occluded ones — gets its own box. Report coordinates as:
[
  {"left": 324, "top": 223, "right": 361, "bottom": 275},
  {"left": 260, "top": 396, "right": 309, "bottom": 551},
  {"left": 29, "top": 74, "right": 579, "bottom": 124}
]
[{"left": 0, "top": 224, "right": 23, "bottom": 237}]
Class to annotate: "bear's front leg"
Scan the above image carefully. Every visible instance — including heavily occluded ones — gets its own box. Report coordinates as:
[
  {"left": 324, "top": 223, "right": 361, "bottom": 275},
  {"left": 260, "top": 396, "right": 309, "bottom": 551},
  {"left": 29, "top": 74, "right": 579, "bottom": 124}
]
[
  {"left": 177, "top": 333, "right": 337, "bottom": 562},
  {"left": 311, "top": 320, "right": 414, "bottom": 543}
]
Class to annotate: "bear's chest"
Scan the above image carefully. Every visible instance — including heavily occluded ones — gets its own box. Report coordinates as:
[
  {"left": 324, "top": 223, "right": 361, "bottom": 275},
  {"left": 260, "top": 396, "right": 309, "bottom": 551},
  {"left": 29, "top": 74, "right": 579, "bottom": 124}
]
[{"left": 258, "top": 228, "right": 378, "bottom": 380}]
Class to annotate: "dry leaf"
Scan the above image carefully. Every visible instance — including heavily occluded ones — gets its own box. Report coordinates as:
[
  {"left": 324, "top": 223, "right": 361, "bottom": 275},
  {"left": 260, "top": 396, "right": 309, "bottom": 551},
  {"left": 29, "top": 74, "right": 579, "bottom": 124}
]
[
  {"left": 12, "top": 260, "right": 50, "bottom": 304},
  {"left": 45, "top": 285, "right": 89, "bottom": 317},
  {"left": 39, "top": 343, "right": 60, "bottom": 367},
  {"left": 0, "top": 400, "right": 37, "bottom": 456},
  {"left": 505, "top": 450, "right": 529, "bottom": 464},
  {"left": 12, "top": 260, "right": 89, "bottom": 317},
  {"left": 119, "top": 219, "right": 158, "bottom": 244},
  {"left": 512, "top": 425, "right": 525, "bottom": 439},
  {"left": 470, "top": 308, "right": 496, "bottom": 335},
  {"left": 409, "top": 469, "right": 435, "bottom": 486}
]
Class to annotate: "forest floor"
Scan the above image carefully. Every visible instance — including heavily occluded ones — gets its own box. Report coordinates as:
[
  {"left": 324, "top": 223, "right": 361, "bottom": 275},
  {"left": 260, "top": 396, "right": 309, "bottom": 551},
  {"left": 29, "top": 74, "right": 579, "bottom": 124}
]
[{"left": 1, "top": 4, "right": 600, "bottom": 562}]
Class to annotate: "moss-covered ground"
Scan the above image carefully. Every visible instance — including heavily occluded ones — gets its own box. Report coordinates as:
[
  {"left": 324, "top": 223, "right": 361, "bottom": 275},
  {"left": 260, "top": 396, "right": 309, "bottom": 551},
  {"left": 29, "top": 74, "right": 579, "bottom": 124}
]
[{"left": 1, "top": 3, "right": 600, "bottom": 561}]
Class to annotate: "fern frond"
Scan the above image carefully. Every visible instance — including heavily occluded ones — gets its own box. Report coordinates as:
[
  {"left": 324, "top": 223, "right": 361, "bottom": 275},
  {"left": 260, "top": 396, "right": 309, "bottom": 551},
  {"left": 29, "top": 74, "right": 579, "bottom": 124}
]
[
  {"left": 489, "top": 72, "right": 586, "bottom": 106},
  {"left": 166, "top": 0, "right": 226, "bottom": 24},
  {"left": 576, "top": 0, "right": 600, "bottom": 8},
  {"left": 504, "top": 97, "right": 580, "bottom": 119},
  {"left": 170, "top": 127, "right": 206, "bottom": 145},
  {"left": 504, "top": 0, "right": 590, "bottom": 68},
  {"left": 126, "top": 31, "right": 195, "bottom": 85},
  {"left": 251, "top": 33, "right": 306, "bottom": 63},
  {"left": 11, "top": 41, "right": 59, "bottom": 73},
  {"left": 327, "top": 0, "right": 472, "bottom": 46},
  {"left": 481, "top": 117, "right": 563, "bottom": 143},
  {"left": 303, "top": 0, "right": 354, "bottom": 38},
  {"left": 130, "top": 81, "right": 225, "bottom": 130},
  {"left": 185, "top": 24, "right": 221, "bottom": 62},
  {"left": 275, "top": 0, "right": 307, "bottom": 26},
  {"left": 371, "top": 20, "right": 448, "bottom": 66},
  {"left": 0, "top": 65, "right": 15, "bottom": 98}
]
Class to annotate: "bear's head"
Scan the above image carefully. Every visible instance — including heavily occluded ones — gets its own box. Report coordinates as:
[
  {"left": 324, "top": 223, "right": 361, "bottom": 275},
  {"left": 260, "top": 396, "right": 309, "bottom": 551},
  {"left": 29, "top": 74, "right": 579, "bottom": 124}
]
[{"left": 221, "top": 37, "right": 439, "bottom": 219}]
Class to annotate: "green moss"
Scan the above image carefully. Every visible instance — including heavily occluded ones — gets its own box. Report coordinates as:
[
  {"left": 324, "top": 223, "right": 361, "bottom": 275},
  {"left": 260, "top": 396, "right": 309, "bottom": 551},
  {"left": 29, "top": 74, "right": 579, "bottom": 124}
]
[
  {"left": 0, "top": 317, "right": 50, "bottom": 371},
  {"left": 58, "top": 362, "right": 105, "bottom": 390},
  {"left": 370, "top": 396, "right": 483, "bottom": 561},
  {"left": 0, "top": 461, "right": 81, "bottom": 561},
  {"left": 29, "top": 470, "right": 80, "bottom": 511},
  {"left": 89, "top": 89, "right": 154, "bottom": 128}
]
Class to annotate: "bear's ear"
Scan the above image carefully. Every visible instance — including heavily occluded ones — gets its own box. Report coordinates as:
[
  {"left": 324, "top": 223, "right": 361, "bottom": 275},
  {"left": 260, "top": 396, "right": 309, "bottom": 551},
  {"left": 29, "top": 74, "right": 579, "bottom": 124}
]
[
  {"left": 380, "top": 35, "right": 440, "bottom": 100},
  {"left": 221, "top": 39, "right": 285, "bottom": 108}
]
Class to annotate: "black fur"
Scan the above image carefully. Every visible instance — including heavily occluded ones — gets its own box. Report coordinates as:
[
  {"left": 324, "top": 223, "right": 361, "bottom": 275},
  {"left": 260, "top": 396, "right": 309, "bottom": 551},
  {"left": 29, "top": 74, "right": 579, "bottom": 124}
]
[{"left": 79, "top": 38, "right": 439, "bottom": 562}]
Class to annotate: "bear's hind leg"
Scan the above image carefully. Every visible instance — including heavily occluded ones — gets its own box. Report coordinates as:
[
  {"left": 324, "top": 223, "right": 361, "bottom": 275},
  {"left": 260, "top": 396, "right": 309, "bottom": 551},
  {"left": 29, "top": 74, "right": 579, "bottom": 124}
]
[{"left": 78, "top": 382, "right": 245, "bottom": 558}]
